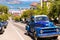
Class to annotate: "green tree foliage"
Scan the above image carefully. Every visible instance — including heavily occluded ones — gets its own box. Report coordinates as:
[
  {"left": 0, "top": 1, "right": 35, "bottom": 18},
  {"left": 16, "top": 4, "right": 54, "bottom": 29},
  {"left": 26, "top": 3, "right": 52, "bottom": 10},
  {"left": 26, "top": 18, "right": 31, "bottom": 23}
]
[
  {"left": 21, "top": 10, "right": 35, "bottom": 18},
  {"left": 48, "top": 0, "right": 60, "bottom": 18},
  {"left": 0, "top": 14, "right": 9, "bottom": 21},
  {"left": 12, "top": 16, "right": 20, "bottom": 22},
  {"left": 0, "top": 5, "right": 9, "bottom": 14},
  {"left": 21, "top": 0, "right": 60, "bottom": 19},
  {"left": 48, "top": 3, "right": 57, "bottom": 18},
  {"left": 0, "top": 5, "right": 9, "bottom": 21}
]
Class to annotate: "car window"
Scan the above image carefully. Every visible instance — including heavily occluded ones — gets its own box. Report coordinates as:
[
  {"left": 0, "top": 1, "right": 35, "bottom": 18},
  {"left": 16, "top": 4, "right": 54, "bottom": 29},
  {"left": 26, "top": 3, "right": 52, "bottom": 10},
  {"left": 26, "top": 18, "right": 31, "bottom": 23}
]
[{"left": 35, "top": 16, "right": 49, "bottom": 22}]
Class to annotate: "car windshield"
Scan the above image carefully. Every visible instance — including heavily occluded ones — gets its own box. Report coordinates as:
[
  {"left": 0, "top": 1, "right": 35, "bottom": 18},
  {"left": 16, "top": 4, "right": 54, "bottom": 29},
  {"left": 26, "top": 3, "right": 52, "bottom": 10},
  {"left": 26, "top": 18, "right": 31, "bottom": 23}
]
[{"left": 35, "top": 16, "right": 49, "bottom": 22}]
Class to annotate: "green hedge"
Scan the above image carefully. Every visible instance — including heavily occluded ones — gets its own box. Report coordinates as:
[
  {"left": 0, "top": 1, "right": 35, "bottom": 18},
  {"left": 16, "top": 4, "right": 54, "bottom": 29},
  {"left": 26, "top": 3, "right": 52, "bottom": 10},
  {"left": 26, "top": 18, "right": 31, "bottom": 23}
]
[
  {"left": 12, "top": 16, "right": 20, "bottom": 22},
  {"left": 0, "top": 14, "right": 9, "bottom": 22}
]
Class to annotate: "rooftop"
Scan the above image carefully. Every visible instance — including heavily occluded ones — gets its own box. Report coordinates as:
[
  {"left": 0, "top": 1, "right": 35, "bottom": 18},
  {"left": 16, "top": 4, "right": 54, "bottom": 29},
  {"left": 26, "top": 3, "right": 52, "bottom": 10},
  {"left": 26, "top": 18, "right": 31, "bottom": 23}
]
[{"left": 30, "top": 2, "right": 38, "bottom": 7}]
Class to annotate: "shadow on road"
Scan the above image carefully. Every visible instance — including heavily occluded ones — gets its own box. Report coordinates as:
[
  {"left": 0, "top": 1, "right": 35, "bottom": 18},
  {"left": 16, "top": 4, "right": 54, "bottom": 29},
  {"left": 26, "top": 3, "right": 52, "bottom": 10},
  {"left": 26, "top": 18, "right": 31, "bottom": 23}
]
[
  {"left": 0, "top": 32, "right": 4, "bottom": 35},
  {"left": 0, "top": 30, "right": 5, "bottom": 35},
  {"left": 24, "top": 33, "right": 35, "bottom": 40}
]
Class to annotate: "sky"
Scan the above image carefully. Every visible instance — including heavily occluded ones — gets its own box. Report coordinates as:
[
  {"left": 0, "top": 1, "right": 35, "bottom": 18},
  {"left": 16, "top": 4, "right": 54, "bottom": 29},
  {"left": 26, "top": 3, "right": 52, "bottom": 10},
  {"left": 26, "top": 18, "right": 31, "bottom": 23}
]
[
  {"left": 13, "top": 0, "right": 39, "bottom": 1},
  {"left": 0, "top": 0, "right": 40, "bottom": 10}
]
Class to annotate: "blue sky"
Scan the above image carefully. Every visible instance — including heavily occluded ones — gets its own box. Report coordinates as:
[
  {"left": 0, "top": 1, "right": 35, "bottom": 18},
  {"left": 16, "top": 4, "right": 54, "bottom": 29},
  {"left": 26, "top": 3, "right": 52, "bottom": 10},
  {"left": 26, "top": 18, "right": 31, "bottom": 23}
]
[
  {"left": 0, "top": 0, "right": 40, "bottom": 2},
  {"left": 0, "top": 0, "right": 40, "bottom": 10}
]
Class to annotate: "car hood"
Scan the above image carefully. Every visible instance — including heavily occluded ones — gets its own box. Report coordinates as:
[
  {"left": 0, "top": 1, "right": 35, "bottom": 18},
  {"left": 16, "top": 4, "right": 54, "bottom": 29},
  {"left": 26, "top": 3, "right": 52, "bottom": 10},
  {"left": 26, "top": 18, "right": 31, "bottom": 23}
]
[{"left": 35, "top": 21, "right": 52, "bottom": 27}]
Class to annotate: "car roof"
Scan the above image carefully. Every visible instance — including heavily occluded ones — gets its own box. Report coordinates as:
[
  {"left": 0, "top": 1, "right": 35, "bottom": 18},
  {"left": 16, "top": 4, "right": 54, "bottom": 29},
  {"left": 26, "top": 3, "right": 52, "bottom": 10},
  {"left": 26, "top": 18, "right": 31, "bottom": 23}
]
[{"left": 34, "top": 15, "right": 48, "bottom": 17}]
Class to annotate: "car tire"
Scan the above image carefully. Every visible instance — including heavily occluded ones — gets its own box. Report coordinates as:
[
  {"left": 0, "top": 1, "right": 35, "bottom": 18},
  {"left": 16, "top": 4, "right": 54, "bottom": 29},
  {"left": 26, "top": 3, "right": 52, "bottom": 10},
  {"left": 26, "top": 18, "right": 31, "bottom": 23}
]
[
  {"left": 0, "top": 27, "right": 4, "bottom": 34},
  {"left": 34, "top": 32, "right": 38, "bottom": 40},
  {"left": 4, "top": 26, "right": 7, "bottom": 29}
]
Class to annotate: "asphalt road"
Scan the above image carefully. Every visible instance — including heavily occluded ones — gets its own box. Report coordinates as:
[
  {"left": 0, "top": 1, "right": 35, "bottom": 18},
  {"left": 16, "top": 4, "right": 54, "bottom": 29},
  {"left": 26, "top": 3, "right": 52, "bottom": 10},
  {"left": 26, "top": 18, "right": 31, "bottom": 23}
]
[
  {"left": 0, "top": 19, "right": 60, "bottom": 40},
  {"left": 0, "top": 18, "right": 32, "bottom": 40}
]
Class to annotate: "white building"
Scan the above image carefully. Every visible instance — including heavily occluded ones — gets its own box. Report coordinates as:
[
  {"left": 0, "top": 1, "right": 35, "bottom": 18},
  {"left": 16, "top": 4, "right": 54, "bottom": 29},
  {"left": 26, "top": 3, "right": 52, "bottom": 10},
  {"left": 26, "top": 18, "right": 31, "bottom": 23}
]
[{"left": 8, "top": 9, "right": 27, "bottom": 16}]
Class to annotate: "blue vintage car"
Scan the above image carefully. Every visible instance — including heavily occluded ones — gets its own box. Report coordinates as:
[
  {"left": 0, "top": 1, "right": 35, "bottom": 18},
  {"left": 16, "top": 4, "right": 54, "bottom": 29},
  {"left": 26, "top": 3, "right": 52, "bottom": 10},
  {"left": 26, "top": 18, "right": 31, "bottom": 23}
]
[{"left": 25, "top": 15, "right": 60, "bottom": 40}]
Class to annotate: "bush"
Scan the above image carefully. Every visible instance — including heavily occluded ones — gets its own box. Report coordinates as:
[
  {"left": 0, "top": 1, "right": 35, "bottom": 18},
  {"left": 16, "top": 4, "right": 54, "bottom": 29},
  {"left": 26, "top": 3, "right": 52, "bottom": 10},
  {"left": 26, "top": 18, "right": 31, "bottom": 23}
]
[
  {"left": 0, "top": 14, "right": 9, "bottom": 22},
  {"left": 12, "top": 16, "right": 20, "bottom": 22}
]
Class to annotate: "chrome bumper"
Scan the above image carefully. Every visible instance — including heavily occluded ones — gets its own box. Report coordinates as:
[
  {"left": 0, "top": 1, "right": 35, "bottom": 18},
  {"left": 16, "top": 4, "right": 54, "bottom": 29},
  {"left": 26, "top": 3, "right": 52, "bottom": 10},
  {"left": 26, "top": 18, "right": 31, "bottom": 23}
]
[{"left": 37, "top": 32, "right": 60, "bottom": 38}]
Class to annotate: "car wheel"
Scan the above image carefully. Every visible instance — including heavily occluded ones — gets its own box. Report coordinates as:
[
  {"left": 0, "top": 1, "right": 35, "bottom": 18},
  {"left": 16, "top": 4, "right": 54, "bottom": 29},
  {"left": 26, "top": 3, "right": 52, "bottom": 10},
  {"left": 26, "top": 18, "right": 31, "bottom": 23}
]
[
  {"left": 34, "top": 32, "right": 38, "bottom": 40},
  {"left": 0, "top": 27, "right": 4, "bottom": 34},
  {"left": 4, "top": 26, "right": 7, "bottom": 29}
]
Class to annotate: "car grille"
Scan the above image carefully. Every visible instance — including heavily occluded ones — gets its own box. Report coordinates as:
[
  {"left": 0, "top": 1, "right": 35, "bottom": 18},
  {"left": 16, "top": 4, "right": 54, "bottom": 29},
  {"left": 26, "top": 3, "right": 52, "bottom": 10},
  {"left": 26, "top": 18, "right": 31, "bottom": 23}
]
[{"left": 42, "top": 28, "right": 58, "bottom": 34}]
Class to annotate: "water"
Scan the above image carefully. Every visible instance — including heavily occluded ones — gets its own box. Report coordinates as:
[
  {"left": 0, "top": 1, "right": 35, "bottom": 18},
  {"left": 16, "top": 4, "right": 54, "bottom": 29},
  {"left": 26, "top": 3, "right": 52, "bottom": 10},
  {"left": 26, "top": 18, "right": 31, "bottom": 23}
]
[{"left": 0, "top": 1, "right": 40, "bottom": 10}]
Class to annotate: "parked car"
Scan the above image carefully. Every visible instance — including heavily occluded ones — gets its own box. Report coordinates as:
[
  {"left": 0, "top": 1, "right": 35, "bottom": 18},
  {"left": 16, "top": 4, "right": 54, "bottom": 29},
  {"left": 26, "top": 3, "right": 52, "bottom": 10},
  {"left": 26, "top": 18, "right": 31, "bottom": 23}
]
[
  {"left": 0, "top": 22, "right": 4, "bottom": 34},
  {"left": 2, "top": 21, "right": 8, "bottom": 29},
  {"left": 25, "top": 15, "right": 60, "bottom": 40}
]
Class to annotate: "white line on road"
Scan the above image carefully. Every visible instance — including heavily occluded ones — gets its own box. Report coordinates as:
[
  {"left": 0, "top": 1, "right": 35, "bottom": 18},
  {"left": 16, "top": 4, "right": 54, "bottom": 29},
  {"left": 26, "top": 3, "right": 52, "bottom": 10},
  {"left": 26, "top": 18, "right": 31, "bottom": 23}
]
[
  {"left": 9, "top": 20, "right": 25, "bottom": 40},
  {"left": 12, "top": 26, "right": 25, "bottom": 40}
]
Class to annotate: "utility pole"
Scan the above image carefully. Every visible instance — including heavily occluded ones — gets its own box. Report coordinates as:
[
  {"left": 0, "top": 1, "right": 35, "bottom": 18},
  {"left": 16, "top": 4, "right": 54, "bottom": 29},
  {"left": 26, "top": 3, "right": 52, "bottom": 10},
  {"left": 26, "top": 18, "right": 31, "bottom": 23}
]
[
  {"left": 41, "top": 0, "right": 43, "bottom": 8},
  {"left": 40, "top": 0, "right": 45, "bottom": 9},
  {"left": 41, "top": 0, "right": 48, "bottom": 8}
]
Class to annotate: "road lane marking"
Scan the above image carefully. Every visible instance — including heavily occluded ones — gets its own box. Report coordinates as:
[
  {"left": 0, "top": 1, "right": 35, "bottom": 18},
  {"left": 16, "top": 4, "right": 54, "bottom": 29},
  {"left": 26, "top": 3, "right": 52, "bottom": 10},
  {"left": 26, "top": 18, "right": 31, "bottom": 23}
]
[
  {"left": 12, "top": 24, "right": 25, "bottom": 40},
  {"left": 9, "top": 21, "right": 25, "bottom": 40}
]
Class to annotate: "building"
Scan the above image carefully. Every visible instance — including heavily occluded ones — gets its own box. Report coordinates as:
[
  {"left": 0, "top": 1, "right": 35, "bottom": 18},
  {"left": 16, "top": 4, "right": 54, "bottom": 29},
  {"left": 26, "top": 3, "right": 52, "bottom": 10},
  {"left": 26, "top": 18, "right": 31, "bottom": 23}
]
[
  {"left": 8, "top": 8, "right": 28, "bottom": 16},
  {"left": 30, "top": 2, "right": 38, "bottom": 10},
  {"left": 8, "top": 10, "right": 21, "bottom": 16},
  {"left": 30, "top": 0, "right": 51, "bottom": 10}
]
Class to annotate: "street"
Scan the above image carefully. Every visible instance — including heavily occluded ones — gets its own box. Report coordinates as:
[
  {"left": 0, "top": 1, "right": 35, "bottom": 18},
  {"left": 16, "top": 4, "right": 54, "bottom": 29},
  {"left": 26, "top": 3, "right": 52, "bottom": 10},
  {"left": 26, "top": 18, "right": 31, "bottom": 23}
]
[
  {"left": 0, "top": 19, "right": 60, "bottom": 40},
  {"left": 0, "top": 0, "right": 60, "bottom": 40},
  {"left": 0, "top": 19, "right": 32, "bottom": 40}
]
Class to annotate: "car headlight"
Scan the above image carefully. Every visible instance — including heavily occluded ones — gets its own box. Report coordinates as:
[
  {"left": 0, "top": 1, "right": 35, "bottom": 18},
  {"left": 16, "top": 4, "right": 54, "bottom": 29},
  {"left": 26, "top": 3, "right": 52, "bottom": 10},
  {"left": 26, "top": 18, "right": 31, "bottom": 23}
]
[
  {"left": 56, "top": 29, "right": 59, "bottom": 32},
  {"left": 40, "top": 30, "right": 43, "bottom": 34}
]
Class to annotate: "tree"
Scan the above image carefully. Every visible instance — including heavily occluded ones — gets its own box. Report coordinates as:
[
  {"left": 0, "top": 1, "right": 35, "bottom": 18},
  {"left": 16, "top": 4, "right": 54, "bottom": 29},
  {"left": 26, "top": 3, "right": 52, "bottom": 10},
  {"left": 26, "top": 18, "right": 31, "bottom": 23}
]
[
  {"left": 21, "top": 2, "right": 48, "bottom": 19},
  {"left": 48, "top": 0, "right": 60, "bottom": 17},
  {"left": 21, "top": 10, "right": 35, "bottom": 18},
  {"left": 48, "top": 3, "right": 57, "bottom": 18},
  {"left": 0, "top": 5, "right": 9, "bottom": 14},
  {"left": 21, "top": 0, "right": 60, "bottom": 20},
  {"left": 0, "top": 5, "right": 9, "bottom": 21},
  {"left": 56, "top": 0, "right": 60, "bottom": 23}
]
